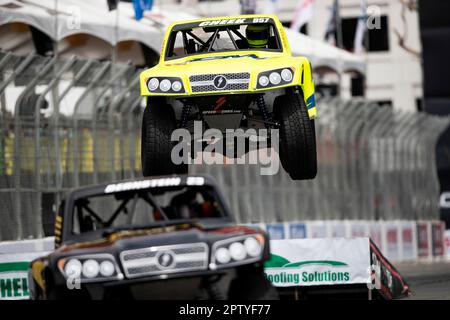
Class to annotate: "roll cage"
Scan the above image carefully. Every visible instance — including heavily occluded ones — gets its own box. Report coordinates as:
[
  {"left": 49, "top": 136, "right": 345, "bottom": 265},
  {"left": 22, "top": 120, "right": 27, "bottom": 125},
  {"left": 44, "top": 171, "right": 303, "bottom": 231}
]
[
  {"left": 165, "top": 23, "right": 282, "bottom": 60},
  {"left": 56, "top": 177, "right": 233, "bottom": 244}
]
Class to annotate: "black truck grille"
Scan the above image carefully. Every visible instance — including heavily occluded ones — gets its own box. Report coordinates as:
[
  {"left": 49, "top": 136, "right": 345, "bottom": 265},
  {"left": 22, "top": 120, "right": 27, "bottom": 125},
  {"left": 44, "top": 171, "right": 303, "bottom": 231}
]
[
  {"left": 120, "top": 243, "right": 209, "bottom": 278},
  {"left": 189, "top": 73, "right": 250, "bottom": 93}
]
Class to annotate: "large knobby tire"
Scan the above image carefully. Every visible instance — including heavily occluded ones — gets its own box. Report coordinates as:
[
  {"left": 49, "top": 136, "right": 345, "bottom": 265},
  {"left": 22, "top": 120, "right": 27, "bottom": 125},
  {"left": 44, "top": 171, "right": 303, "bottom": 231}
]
[
  {"left": 228, "top": 273, "right": 279, "bottom": 300},
  {"left": 274, "top": 93, "right": 317, "bottom": 180},
  {"left": 141, "top": 99, "right": 188, "bottom": 177}
]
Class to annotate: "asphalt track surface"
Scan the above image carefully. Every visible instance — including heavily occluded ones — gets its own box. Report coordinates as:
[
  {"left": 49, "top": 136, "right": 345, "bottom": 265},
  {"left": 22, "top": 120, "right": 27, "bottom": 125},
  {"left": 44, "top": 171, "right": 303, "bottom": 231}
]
[{"left": 397, "top": 260, "right": 450, "bottom": 299}]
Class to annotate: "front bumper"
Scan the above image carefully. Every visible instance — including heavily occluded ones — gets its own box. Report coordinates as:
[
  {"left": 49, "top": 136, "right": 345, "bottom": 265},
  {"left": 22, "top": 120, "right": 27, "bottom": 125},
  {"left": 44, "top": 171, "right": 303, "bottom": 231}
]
[
  {"left": 56, "top": 268, "right": 237, "bottom": 300},
  {"left": 143, "top": 83, "right": 297, "bottom": 98}
]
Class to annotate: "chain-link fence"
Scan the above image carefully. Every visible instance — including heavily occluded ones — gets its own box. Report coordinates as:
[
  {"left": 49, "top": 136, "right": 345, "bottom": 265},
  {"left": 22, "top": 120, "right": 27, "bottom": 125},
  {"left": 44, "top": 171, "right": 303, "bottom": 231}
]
[
  {"left": 0, "top": 51, "right": 143, "bottom": 240},
  {"left": 1, "top": 51, "right": 449, "bottom": 241},
  {"left": 193, "top": 98, "right": 449, "bottom": 224}
]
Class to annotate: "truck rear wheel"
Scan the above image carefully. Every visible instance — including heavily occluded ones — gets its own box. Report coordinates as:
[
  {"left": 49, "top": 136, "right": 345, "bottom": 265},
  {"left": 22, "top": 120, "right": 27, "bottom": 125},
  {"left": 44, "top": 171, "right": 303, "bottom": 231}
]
[
  {"left": 141, "top": 99, "right": 188, "bottom": 177},
  {"left": 274, "top": 93, "right": 317, "bottom": 180}
]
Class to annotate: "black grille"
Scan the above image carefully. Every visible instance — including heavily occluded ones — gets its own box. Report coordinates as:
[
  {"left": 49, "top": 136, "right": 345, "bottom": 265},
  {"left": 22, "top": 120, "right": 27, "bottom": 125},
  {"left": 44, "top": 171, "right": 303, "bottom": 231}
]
[
  {"left": 190, "top": 72, "right": 250, "bottom": 82},
  {"left": 175, "top": 261, "right": 205, "bottom": 269},
  {"left": 127, "top": 265, "right": 159, "bottom": 275},
  {"left": 122, "top": 251, "right": 157, "bottom": 261},
  {"left": 191, "top": 83, "right": 249, "bottom": 93},
  {"left": 173, "top": 247, "right": 207, "bottom": 254},
  {"left": 120, "top": 243, "right": 208, "bottom": 278}
]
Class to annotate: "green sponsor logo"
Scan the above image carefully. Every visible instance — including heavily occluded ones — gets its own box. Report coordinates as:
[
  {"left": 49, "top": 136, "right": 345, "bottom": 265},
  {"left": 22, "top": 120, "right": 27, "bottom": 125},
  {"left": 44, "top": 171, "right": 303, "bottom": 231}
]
[
  {"left": 265, "top": 254, "right": 348, "bottom": 268},
  {"left": 0, "top": 262, "right": 30, "bottom": 299},
  {"left": 264, "top": 254, "right": 350, "bottom": 285}
]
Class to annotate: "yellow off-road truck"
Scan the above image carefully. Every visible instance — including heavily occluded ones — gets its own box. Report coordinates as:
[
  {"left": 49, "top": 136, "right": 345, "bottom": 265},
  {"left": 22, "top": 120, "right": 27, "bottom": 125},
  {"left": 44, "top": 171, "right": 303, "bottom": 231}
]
[{"left": 140, "top": 14, "right": 317, "bottom": 180}]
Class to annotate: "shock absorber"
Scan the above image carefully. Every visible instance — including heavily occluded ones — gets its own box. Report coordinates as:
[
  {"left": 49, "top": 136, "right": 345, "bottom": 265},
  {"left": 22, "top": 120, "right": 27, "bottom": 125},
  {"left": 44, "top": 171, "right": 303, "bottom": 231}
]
[
  {"left": 179, "top": 102, "right": 192, "bottom": 128},
  {"left": 256, "top": 95, "right": 271, "bottom": 128}
]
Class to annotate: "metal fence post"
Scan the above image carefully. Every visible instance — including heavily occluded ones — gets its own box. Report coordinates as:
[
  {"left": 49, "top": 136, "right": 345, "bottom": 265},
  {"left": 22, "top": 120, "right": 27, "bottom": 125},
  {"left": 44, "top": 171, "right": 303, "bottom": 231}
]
[
  {"left": 91, "top": 64, "right": 130, "bottom": 184},
  {"left": 0, "top": 53, "right": 35, "bottom": 95},
  {"left": 72, "top": 62, "right": 111, "bottom": 188},
  {"left": 12, "top": 56, "right": 56, "bottom": 239},
  {"left": 105, "top": 71, "right": 140, "bottom": 182},
  {"left": 31, "top": 57, "right": 75, "bottom": 237}
]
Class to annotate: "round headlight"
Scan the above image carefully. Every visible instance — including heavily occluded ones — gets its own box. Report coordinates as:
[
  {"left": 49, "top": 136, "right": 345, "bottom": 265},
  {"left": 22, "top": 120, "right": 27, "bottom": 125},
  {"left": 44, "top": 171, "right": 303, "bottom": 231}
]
[
  {"left": 147, "top": 78, "right": 159, "bottom": 91},
  {"left": 159, "top": 79, "right": 171, "bottom": 92},
  {"left": 244, "top": 237, "right": 262, "bottom": 257},
  {"left": 281, "top": 69, "right": 293, "bottom": 82},
  {"left": 229, "top": 242, "right": 246, "bottom": 261},
  {"left": 99, "top": 260, "right": 115, "bottom": 277},
  {"left": 269, "top": 72, "right": 281, "bottom": 85},
  {"left": 258, "top": 76, "right": 269, "bottom": 87},
  {"left": 64, "top": 259, "right": 82, "bottom": 278},
  {"left": 215, "top": 247, "right": 231, "bottom": 264},
  {"left": 82, "top": 259, "right": 99, "bottom": 278},
  {"left": 171, "top": 81, "right": 182, "bottom": 92}
]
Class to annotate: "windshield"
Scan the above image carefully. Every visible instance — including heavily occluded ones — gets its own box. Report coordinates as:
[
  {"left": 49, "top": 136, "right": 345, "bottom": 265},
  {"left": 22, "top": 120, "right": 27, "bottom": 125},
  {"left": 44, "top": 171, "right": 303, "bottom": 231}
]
[
  {"left": 165, "top": 20, "right": 282, "bottom": 60},
  {"left": 71, "top": 185, "right": 226, "bottom": 235}
]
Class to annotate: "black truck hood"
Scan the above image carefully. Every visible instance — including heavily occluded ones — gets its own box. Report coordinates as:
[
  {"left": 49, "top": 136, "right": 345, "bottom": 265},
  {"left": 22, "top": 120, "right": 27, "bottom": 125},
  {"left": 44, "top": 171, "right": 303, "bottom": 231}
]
[{"left": 54, "top": 222, "right": 261, "bottom": 257}]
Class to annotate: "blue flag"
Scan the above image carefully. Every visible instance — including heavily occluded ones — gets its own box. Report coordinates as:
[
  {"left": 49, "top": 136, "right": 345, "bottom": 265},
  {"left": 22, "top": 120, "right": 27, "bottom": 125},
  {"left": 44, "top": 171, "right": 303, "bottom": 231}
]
[{"left": 132, "top": 0, "right": 153, "bottom": 20}]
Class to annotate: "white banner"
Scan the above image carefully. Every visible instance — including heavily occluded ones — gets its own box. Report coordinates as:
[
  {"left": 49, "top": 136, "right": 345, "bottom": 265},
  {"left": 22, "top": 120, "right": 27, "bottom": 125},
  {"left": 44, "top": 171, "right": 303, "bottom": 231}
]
[
  {"left": 0, "top": 238, "right": 54, "bottom": 300},
  {"left": 265, "top": 238, "right": 371, "bottom": 287}
]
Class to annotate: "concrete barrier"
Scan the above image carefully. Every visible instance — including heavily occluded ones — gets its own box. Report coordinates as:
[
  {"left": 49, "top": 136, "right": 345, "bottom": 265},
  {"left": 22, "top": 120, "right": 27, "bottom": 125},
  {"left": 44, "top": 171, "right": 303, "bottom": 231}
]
[{"left": 260, "top": 220, "right": 445, "bottom": 262}]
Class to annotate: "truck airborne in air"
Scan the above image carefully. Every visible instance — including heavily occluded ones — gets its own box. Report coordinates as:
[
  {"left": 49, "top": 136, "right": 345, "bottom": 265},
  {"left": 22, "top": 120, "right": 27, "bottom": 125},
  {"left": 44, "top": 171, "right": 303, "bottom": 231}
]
[{"left": 139, "top": 14, "right": 317, "bottom": 180}]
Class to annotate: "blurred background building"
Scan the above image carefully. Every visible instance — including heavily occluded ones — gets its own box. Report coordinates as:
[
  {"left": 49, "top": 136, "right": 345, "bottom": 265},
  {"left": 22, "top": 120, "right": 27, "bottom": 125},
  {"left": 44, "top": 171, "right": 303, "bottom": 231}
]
[
  {"left": 166, "top": 0, "right": 423, "bottom": 113},
  {"left": 0, "top": 0, "right": 424, "bottom": 110}
]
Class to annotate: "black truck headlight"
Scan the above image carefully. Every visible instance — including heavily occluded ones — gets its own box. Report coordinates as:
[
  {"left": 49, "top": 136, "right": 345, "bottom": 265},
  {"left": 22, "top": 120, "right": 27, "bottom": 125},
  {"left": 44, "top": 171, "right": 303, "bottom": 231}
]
[
  {"left": 58, "top": 254, "right": 122, "bottom": 282},
  {"left": 64, "top": 259, "right": 82, "bottom": 279},
  {"left": 243, "top": 237, "right": 264, "bottom": 257},
  {"left": 210, "top": 235, "right": 265, "bottom": 269},
  {"left": 99, "top": 260, "right": 116, "bottom": 277},
  {"left": 257, "top": 67, "right": 294, "bottom": 89},
  {"left": 146, "top": 77, "right": 185, "bottom": 93}
]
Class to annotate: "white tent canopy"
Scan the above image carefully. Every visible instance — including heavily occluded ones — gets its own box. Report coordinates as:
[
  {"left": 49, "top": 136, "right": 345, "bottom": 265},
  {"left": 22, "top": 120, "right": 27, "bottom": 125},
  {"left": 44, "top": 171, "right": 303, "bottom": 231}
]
[
  {"left": 0, "top": 0, "right": 365, "bottom": 74},
  {"left": 0, "top": 0, "right": 171, "bottom": 53},
  {"left": 284, "top": 28, "right": 366, "bottom": 75}
]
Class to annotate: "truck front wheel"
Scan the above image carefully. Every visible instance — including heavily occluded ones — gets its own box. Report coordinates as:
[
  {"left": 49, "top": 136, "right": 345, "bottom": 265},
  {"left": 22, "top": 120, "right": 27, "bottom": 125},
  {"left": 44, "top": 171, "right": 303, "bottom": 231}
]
[
  {"left": 141, "top": 99, "right": 188, "bottom": 177},
  {"left": 274, "top": 93, "right": 317, "bottom": 180}
]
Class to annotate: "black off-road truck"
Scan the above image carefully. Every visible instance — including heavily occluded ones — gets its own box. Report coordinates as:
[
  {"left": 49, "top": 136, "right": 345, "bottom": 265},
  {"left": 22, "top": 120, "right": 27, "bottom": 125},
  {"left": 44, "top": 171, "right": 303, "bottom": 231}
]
[{"left": 28, "top": 175, "right": 276, "bottom": 300}]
